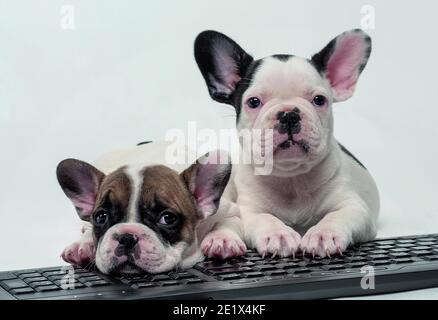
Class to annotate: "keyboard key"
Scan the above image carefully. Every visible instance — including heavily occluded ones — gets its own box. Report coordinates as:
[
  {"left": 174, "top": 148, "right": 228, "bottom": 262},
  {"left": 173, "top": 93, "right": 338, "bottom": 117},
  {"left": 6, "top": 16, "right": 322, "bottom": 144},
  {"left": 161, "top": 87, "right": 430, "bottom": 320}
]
[
  {"left": 397, "top": 243, "right": 416, "bottom": 248},
  {"left": 11, "top": 287, "right": 35, "bottom": 295},
  {"left": 196, "top": 261, "right": 232, "bottom": 270},
  {"left": 371, "top": 260, "right": 391, "bottom": 266},
  {"left": 18, "top": 272, "right": 42, "bottom": 279},
  {"left": 390, "top": 248, "right": 410, "bottom": 252},
  {"left": 1, "top": 279, "right": 30, "bottom": 291},
  {"left": 417, "top": 242, "right": 436, "bottom": 246},
  {"left": 348, "top": 256, "right": 367, "bottom": 262},
  {"left": 323, "top": 264, "right": 345, "bottom": 271},
  {"left": 389, "top": 252, "right": 411, "bottom": 258},
  {"left": 55, "top": 280, "right": 85, "bottom": 289},
  {"left": 411, "top": 246, "right": 431, "bottom": 251},
  {"left": 392, "top": 258, "right": 413, "bottom": 264},
  {"left": 311, "top": 271, "right": 335, "bottom": 277},
  {"left": 85, "top": 280, "right": 110, "bottom": 287},
  {"left": 234, "top": 261, "right": 256, "bottom": 267},
  {"left": 42, "top": 271, "right": 67, "bottom": 277},
  {"left": 423, "top": 255, "right": 438, "bottom": 261},
  {"left": 48, "top": 274, "right": 80, "bottom": 281},
  {"left": 254, "top": 265, "right": 277, "bottom": 271},
  {"left": 171, "top": 272, "right": 195, "bottom": 280},
  {"left": 375, "top": 240, "right": 396, "bottom": 245},
  {"left": 242, "top": 272, "right": 264, "bottom": 278},
  {"left": 397, "top": 239, "right": 416, "bottom": 243},
  {"left": 411, "top": 250, "right": 431, "bottom": 256},
  {"left": 245, "top": 256, "right": 264, "bottom": 262},
  {"left": 293, "top": 268, "right": 312, "bottom": 274},
  {"left": 24, "top": 276, "right": 47, "bottom": 283},
  {"left": 376, "top": 245, "right": 395, "bottom": 250},
  {"left": 36, "top": 285, "right": 60, "bottom": 292},
  {"left": 349, "top": 262, "right": 368, "bottom": 268},
  {"left": 79, "top": 276, "right": 103, "bottom": 283},
  {"left": 185, "top": 278, "right": 204, "bottom": 284},
  {"left": 160, "top": 280, "right": 180, "bottom": 286},
  {"left": 266, "top": 270, "right": 288, "bottom": 276},
  {"left": 368, "top": 254, "right": 388, "bottom": 260},
  {"left": 217, "top": 273, "right": 241, "bottom": 281},
  {"left": 150, "top": 274, "right": 172, "bottom": 281},
  {"left": 277, "top": 262, "right": 300, "bottom": 269},
  {"left": 210, "top": 267, "right": 251, "bottom": 275},
  {"left": 30, "top": 281, "right": 54, "bottom": 288},
  {"left": 368, "top": 250, "right": 388, "bottom": 255}
]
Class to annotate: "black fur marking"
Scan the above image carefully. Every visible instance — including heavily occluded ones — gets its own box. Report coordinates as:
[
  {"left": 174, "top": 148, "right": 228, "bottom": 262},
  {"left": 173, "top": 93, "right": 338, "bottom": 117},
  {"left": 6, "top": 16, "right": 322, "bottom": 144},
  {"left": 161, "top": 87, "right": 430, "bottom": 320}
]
[
  {"left": 232, "top": 59, "right": 263, "bottom": 121},
  {"left": 271, "top": 54, "right": 293, "bottom": 62},
  {"left": 92, "top": 192, "right": 127, "bottom": 242},
  {"left": 194, "top": 30, "right": 254, "bottom": 105},
  {"left": 338, "top": 143, "right": 366, "bottom": 169},
  {"left": 137, "top": 141, "right": 152, "bottom": 146},
  {"left": 139, "top": 198, "right": 184, "bottom": 245}
]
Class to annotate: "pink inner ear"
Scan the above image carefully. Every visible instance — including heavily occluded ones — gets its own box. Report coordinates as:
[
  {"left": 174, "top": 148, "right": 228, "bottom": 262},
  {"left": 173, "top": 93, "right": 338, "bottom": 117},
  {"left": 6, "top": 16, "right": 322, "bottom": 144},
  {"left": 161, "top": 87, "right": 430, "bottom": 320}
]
[
  {"left": 194, "top": 165, "right": 218, "bottom": 217},
  {"left": 211, "top": 42, "right": 241, "bottom": 93},
  {"left": 327, "top": 33, "right": 367, "bottom": 100},
  {"left": 192, "top": 150, "right": 230, "bottom": 218},
  {"left": 70, "top": 194, "right": 96, "bottom": 217}
]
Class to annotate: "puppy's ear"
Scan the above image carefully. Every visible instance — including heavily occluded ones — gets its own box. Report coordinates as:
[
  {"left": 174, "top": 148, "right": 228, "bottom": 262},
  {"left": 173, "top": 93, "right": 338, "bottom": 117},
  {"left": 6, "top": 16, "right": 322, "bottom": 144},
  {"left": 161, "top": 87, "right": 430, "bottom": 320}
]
[
  {"left": 181, "top": 150, "right": 232, "bottom": 219},
  {"left": 194, "top": 30, "right": 253, "bottom": 104},
  {"left": 311, "top": 29, "right": 372, "bottom": 102},
  {"left": 56, "top": 159, "right": 105, "bottom": 221}
]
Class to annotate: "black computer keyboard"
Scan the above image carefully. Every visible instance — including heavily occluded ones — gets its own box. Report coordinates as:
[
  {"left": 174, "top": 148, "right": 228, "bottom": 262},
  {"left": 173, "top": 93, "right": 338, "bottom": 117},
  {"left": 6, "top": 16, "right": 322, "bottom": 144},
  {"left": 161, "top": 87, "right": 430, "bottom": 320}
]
[{"left": 2, "top": 233, "right": 438, "bottom": 300}]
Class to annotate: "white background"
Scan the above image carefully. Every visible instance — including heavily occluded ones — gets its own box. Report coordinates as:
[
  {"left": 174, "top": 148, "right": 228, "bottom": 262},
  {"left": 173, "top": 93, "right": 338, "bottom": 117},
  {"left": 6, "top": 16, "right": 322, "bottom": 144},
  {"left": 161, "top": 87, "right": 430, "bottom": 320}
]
[{"left": 1, "top": 0, "right": 437, "bottom": 299}]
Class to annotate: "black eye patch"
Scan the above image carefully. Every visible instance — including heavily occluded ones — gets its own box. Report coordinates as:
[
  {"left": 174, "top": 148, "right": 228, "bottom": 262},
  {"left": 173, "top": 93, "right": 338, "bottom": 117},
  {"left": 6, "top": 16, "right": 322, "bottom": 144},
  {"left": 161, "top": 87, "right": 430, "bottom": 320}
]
[
  {"left": 139, "top": 198, "right": 184, "bottom": 245},
  {"left": 92, "top": 192, "right": 126, "bottom": 241}
]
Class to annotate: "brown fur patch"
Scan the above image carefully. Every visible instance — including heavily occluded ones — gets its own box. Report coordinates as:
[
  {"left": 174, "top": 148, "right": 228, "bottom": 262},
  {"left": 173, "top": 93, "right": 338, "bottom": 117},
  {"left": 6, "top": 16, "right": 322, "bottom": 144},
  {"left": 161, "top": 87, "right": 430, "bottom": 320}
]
[
  {"left": 139, "top": 165, "right": 200, "bottom": 243},
  {"left": 94, "top": 167, "right": 132, "bottom": 216}
]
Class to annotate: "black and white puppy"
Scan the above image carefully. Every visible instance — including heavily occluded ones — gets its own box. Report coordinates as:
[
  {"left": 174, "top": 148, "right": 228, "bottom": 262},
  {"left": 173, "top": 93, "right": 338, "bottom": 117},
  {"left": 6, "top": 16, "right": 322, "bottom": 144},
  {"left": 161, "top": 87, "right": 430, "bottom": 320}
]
[
  {"left": 195, "top": 30, "right": 380, "bottom": 258},
  {"left": 57, "top": 143, "right": 232, "bottom": 274}
]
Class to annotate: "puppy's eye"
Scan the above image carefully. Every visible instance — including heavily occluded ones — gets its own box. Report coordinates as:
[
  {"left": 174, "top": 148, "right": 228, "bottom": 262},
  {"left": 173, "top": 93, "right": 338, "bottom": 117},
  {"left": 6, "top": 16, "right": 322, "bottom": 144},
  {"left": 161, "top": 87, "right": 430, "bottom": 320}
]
[
  {"left": 93, "top": 209, "right": 108, "bottom": 226},
  {"left": 312, "top": 95, "right": 327, "bottom": 107},
  {"left": 158, "top": 211, "right": 178, "bottom": 226},
  {"left": 247, "top": 97, "right": 262, "bottom": 109}
]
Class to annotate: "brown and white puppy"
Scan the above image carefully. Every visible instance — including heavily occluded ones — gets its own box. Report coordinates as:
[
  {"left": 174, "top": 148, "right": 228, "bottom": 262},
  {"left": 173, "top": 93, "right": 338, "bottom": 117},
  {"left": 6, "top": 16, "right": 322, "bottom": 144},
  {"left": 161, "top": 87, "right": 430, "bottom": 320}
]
[{"left": 57, "top": 143, "right": 231, "bottom": 275}]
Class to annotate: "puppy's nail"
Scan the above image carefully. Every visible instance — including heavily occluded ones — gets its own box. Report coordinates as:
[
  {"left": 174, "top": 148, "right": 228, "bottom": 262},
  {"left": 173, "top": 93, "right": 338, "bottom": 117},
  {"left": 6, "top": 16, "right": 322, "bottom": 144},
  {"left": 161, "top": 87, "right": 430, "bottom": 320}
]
[
  {"left": 337, "top": 247, "right": 343, "bottom": 256},
  {"left": 326, "top": 249, "right": 331, "bottom": 258}
]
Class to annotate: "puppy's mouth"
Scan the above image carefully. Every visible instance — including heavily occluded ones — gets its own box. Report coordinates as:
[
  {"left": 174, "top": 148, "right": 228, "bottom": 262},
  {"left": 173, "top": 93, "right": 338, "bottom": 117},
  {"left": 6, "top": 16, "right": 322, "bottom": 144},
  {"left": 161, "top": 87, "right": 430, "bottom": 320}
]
[{"left": 275, "top": 136, "right": 310, "bottom": 155}]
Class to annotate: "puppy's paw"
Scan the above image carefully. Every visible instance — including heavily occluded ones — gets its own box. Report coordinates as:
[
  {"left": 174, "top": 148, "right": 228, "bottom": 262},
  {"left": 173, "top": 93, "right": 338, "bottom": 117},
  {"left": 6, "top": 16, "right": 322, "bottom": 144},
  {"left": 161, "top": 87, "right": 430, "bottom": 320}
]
[
  {"left": 300, "top": 226, "right": 350, "bottom": 258},
  {"left": 201, "top": 230, "right": 247, "bottom": 260},
  {"left": 254, "top": 226, "right": 301, "bottom": 258},
  {"left": 61, "top": 239, "right": 95, "bottom": 266}
]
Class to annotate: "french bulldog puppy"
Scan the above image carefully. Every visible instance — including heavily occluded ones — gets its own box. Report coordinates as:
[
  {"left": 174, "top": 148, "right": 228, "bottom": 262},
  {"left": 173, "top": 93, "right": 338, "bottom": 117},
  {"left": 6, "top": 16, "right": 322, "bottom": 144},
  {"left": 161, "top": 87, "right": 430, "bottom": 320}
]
[
  {"left": 57, "top": 142, "right": 232, "bottom": 274},
  {"left": 194, "top": 29, "right": 380, "bottom": 258}
]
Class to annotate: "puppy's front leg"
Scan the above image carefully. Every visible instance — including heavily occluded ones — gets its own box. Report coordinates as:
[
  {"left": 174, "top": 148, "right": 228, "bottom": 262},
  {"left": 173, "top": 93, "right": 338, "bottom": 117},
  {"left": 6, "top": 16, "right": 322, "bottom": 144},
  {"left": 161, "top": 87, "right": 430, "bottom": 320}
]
[
  {"left": 61, "top": 222, "right": 96, "bottom": 266},
  {"left": 241, "top": 210, "right": 301, "bottom": 258},
  {"left": 201, "top": 199, "right": 247, "bottom": 259},
  {"left": 301, "top": 199, "right": 377, "bottom": 258}
]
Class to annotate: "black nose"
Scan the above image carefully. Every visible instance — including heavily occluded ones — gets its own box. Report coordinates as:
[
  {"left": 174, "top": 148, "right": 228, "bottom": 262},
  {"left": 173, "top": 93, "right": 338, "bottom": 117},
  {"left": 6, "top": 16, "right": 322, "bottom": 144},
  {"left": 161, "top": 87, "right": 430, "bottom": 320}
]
[
  {"left": 277, "top": 108, "right": 301, "bottom": 135},
  {"left": 118, "top": 234, "right": 138, "bottom": 250}
]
